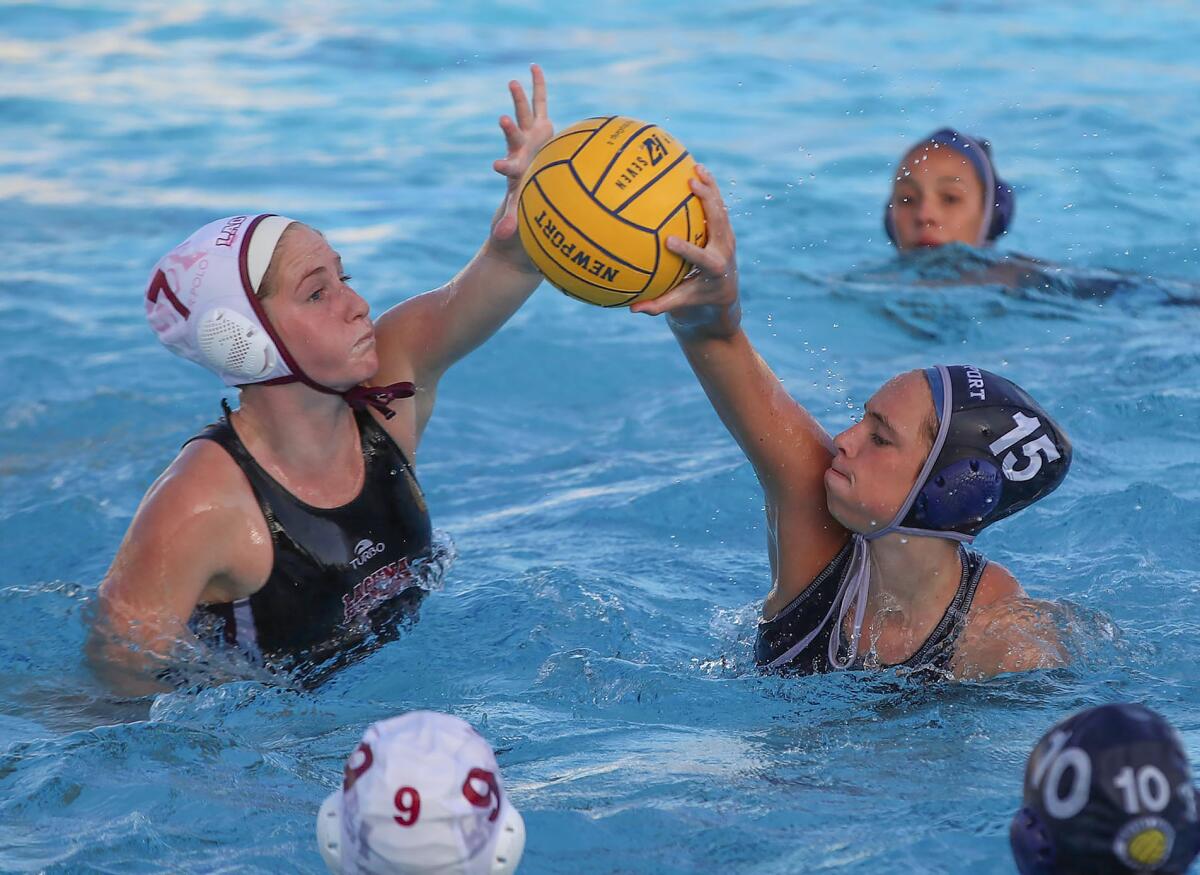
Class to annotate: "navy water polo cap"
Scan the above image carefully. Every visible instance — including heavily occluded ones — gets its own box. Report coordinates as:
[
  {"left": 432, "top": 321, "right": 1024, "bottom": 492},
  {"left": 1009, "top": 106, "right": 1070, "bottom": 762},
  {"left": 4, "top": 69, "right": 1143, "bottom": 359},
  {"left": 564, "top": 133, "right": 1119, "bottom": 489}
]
[
  {"left": 1011, "top": 703, "right": 1200, "bottom": 874},
  {"left": 821, "top": 365, "right": 1070, "bottom": 670},
  {"left": 867, "top": 365, "right": 1071, "bottom": 543},
  {"left": 884, "top": 127, "right": 1016, "bottom": 246}
]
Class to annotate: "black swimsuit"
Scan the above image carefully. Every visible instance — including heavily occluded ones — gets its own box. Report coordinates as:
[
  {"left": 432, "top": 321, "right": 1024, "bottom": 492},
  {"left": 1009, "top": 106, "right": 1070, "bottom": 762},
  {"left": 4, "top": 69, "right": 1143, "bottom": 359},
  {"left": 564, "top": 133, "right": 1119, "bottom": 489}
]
[
  {"left": 754, "top": 540, "right": 987, "bottom": 676},
  {"left": 187, "top": 402, "right": 433, "bottom": 667}
]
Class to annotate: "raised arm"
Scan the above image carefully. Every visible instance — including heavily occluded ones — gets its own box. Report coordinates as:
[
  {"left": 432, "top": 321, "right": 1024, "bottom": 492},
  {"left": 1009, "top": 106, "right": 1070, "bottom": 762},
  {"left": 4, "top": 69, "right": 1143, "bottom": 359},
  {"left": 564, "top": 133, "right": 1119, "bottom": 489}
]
[
  {"left": 632, "top": 166, "right": 848, "bottom": 601},
  {"left": 372, "top": 65, "right": 553, "bottom": 439}
]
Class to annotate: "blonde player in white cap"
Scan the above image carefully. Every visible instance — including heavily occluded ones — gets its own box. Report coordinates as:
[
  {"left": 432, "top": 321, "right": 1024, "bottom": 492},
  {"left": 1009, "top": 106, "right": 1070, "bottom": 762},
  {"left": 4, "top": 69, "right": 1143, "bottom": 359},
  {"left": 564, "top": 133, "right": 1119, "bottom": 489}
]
[
  {"left": 89, "top": 67, "right": 553, "bottom": 692},
  {"left": 317, "top": 712, "right": 525, "bottom": 875}
]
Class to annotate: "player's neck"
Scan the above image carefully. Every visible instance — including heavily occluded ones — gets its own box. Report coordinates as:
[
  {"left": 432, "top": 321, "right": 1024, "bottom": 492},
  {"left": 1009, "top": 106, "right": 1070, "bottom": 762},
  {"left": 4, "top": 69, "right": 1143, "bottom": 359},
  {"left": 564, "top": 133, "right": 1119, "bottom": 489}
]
[{"left": 866, "top": 532, "right": 963, "bottom": 617}]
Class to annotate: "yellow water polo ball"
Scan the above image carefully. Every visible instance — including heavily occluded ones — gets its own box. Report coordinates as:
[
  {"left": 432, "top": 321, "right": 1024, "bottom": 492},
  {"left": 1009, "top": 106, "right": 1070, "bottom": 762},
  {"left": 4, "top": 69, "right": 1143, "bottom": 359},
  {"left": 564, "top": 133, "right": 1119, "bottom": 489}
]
[{"left": 517, "top": 116, "right": 708, "bottom": 307}]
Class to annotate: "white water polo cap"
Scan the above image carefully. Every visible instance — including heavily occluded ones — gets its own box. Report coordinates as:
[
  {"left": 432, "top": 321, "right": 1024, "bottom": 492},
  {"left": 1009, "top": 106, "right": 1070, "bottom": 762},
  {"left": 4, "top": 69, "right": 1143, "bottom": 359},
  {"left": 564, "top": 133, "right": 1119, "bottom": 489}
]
[
  {"left": 145, "top": 214, "right": 298, "bottom": 386},
  {"left": 316, "top": 711, "right": 526, "bottom": 875},
  {"left": 146, "top": 214, "right": 414, "bottom": 416}
]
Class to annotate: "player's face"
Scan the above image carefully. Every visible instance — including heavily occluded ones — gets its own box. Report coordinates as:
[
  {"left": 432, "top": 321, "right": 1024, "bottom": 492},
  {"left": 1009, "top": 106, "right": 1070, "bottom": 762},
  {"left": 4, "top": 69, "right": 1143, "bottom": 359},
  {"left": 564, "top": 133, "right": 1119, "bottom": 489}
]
[
  {"left": 825, "top": 371, "right": 935, "bottom": 534},
  {"left": 889, "top": 146, "right": 987, "bottom": 250},
  {"left": 262, "top": 226, "right": 379, "bottom": 390}
]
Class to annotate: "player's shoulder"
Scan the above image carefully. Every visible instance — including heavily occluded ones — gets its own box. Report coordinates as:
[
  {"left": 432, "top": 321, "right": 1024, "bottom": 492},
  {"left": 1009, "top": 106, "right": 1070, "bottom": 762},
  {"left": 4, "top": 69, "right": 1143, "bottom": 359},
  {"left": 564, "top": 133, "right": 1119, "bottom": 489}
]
[
  {"left": 136, "top": 437, "right": 259, "bottom": 536},
  {"left": 970, "top": 557, "right": 1024, "bottom": 611}
]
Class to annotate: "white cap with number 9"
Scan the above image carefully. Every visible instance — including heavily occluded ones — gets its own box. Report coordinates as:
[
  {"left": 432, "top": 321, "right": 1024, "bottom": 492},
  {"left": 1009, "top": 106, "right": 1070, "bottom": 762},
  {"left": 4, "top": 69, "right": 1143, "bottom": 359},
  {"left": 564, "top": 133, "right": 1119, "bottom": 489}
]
[{"left": 316, "top": 711, "right": 526, "bottom": 875}]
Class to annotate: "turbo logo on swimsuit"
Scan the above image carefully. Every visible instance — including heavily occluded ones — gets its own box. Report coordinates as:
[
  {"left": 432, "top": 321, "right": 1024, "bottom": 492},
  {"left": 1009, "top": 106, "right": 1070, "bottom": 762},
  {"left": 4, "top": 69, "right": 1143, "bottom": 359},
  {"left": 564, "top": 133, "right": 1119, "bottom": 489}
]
[{"left": 349, "top": 538, "right": 386, "bottom": 569}]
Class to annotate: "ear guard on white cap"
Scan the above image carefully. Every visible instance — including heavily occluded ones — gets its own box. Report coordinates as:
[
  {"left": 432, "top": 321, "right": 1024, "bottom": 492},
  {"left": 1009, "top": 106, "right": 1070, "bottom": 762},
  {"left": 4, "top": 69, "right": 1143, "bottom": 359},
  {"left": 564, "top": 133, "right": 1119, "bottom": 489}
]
[
  {"left": 490, "top": 806, "right": 526, "bottom": 875},
  {"left": 317, "top": 791, "right": 343, "bottom": 874},
  {"left": 145, "top": 214, "right": 297, "bottom": 387},
  {"left": 196, "top": 308, "right": 278, "bottom": 381}
]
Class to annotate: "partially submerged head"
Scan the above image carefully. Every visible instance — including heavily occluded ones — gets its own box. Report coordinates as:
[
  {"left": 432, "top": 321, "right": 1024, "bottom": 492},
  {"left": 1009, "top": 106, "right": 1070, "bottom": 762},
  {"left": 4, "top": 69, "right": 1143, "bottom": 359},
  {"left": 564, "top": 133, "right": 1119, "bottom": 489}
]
[
  {"left": 826, "top": 365, "right": 1071, "bottom": 542},
  {"left": 1011, "top": 703, "right": 1200, "bottom": 874},
  {"left": 317, "top": 711, "right": 526, "bottom": 875},
  {"left": 884, "top": 128, "right": 1015, "bottom": 250},
  {"left": 145, "top": 214, "right": 381, "bottom": 397}
]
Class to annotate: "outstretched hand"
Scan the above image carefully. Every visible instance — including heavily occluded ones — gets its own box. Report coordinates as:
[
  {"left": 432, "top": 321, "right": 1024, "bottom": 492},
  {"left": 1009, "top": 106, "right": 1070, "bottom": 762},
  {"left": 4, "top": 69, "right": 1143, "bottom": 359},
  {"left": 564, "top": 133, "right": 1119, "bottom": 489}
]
[
  {"left": 630, "top": 164, "right": 741, "bottom": 339},
  {"left": 489, "top": 64, "right": 553, "bottom": 268}
]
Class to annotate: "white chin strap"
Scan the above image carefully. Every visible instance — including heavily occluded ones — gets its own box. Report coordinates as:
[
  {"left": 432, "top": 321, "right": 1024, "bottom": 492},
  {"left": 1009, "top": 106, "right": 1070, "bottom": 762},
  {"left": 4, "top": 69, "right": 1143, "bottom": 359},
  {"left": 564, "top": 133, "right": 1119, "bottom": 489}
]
[{"left": 826, "top": 535, "right": 873, "bottom": 669}]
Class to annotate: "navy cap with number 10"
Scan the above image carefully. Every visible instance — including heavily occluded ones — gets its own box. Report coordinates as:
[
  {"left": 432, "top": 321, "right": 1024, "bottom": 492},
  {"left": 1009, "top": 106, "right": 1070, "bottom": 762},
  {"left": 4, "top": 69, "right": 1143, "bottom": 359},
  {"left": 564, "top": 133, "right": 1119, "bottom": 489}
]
[{"left": 1011, "top": 703, "right": 1200, "bottom": 875}]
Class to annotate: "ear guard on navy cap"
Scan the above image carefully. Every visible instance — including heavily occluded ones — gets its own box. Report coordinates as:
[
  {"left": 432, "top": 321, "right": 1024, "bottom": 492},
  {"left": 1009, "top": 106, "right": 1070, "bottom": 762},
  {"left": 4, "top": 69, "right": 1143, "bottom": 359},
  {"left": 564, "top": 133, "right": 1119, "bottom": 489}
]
[
  {"left": 1010, "top": 703, "right": 1200, "bottom": 875},
  {"left": 884, "top": 128, "right": 1015, "bottom": 247},
  {"left": 1011, "top": 806, "right": 1057, "bottom": 875},
  {"left": 898, "top": 365, "right": 1071, "bottom": 540}
]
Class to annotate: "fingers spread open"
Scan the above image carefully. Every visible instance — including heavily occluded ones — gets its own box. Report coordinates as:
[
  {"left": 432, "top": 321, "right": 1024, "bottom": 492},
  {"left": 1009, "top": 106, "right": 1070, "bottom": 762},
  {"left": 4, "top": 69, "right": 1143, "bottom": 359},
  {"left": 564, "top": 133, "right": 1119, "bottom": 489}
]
[
  {"left": 530, "top": 64, "right": 548, "bottom": 118},
  {"left": 510, "top": 80, "right": 533, "bottom": 130},
  {"left": 499, "top": 115, "right": 523, "bottom": 152}
]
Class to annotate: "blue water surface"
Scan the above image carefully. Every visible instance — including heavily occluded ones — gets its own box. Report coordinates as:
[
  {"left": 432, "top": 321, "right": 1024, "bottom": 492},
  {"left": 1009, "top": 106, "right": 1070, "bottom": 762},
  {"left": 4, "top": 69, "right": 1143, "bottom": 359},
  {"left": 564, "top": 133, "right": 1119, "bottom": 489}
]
[{"left": 2, "top": 1, "right": 1200, "bottom": 872}]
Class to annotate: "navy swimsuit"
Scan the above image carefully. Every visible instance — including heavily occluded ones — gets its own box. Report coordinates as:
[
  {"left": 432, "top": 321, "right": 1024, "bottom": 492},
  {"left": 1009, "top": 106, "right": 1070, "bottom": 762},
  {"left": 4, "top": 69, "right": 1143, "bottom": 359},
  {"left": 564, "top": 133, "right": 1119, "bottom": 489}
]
[
  {"left": 754, "top": 541, "right": 987, "bottom": 676},
  {"left": 187, "top": 402, "right": 433, "bottom": 667}
]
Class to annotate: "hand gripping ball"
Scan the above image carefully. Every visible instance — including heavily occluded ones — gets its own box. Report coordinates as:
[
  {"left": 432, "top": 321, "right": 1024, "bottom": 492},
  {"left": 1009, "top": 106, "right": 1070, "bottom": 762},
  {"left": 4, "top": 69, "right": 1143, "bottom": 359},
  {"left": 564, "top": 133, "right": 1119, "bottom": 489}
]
[{"left": 517, "top": 116, "right": 708, "bottom": 307}]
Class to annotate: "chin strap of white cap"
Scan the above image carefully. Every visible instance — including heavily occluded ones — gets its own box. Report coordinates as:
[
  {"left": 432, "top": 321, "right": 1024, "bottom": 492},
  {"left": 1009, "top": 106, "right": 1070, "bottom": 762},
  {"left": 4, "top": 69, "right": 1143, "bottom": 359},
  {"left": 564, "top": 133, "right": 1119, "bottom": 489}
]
[
  {"left": 235, "top": 211, "right": 422, "bottom": 415},
  {"left": 236, "top": 215, "right": 416, "bottom": 418}
]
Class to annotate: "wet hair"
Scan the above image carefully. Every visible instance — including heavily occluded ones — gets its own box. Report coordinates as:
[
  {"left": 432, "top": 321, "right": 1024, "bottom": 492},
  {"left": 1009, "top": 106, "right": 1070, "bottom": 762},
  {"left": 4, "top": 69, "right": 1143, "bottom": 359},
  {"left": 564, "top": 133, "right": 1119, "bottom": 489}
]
[{"left": 922, "top": 407, "right": 939, "bottom": 450}]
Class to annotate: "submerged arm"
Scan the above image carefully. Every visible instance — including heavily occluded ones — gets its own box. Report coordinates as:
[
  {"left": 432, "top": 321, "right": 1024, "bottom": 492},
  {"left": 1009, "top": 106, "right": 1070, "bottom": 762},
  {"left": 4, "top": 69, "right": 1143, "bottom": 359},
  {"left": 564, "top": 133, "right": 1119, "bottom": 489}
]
[
  {"left": 87, "top": 445, "right": 255, "bottom": 695},
  {"left": 952, "top": 592, "right": 1070, "bottom": 679}
]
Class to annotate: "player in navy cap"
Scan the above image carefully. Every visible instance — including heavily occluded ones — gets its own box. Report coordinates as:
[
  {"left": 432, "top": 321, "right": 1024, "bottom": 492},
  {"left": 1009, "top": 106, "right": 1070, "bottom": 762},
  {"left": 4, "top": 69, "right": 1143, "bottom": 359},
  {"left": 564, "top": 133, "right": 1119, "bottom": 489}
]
[
  {"left": 317, "top": 711, "right": 525, "bottom": 875},
  {"left": 884, "top": 127, "right": 1016, "bottom": 251},
  {"left": 635, "top": 168, "right": 1072, "bottom": 678},
  {"left": 1012, "top": 703, "right": 1200, "bottom": 874}
]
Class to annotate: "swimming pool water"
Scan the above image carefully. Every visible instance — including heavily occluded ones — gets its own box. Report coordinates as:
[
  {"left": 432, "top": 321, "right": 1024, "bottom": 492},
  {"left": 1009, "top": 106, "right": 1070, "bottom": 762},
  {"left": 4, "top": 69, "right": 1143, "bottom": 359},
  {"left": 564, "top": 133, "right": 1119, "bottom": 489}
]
[{"left": 2, "top": 1, "right": 1200, "bottom": 872}]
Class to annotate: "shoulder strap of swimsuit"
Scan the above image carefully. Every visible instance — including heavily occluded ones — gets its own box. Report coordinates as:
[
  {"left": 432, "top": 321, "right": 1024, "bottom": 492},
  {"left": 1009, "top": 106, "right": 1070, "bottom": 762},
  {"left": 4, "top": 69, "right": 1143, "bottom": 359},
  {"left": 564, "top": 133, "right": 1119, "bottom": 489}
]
[
  {"left": 903, "top": 546, "right": 989, "bottom": 669},
  {"left": 181, "top": 398, "right": 280, "bottom": 531},
  {"left": 355, "top": 407, "right": 420, "bottom": 477},
  {"left": 182, "top": 399, "right": 244, "bottom": 457}
]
